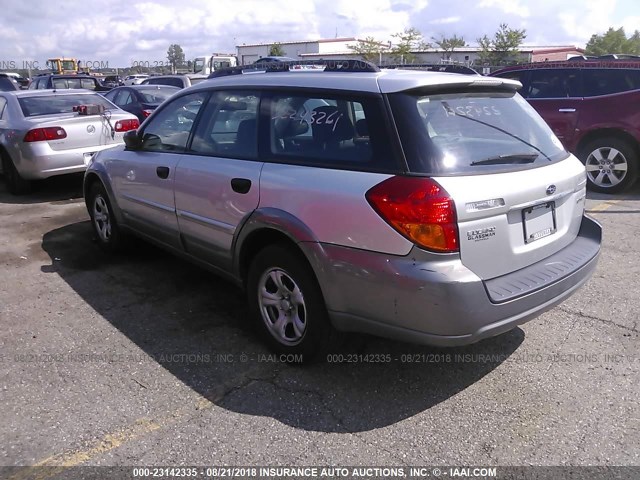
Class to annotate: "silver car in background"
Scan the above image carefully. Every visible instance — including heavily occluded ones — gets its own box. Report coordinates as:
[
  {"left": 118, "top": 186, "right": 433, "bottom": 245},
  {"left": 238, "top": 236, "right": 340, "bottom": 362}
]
[
  {"left": 84, "top": 61, "right": 601, "bottom": 361},
  {"left": 0, "top": 89, "right": 139, "bottom": 194}
]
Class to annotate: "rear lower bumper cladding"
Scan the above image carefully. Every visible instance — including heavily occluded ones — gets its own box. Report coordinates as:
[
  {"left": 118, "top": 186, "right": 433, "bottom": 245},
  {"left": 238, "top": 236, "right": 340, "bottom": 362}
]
[
  {"left": 484, "top": 215, "right": 601, "bottom": 303},
  {"left": 311, "top": 215, "right": 601, "bottom": 346}
]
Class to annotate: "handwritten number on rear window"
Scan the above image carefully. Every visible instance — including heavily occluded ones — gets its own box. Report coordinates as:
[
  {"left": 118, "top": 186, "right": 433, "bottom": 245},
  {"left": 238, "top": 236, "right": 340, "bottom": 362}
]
[{"left": 444, "top": 104, "right": 501, "bottom": 118}]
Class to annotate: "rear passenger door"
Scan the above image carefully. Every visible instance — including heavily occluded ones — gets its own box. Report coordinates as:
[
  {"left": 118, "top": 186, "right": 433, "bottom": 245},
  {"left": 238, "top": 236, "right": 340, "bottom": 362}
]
[
  {"left": 173, "top": 90, "right": 262, "bottom": 270},
  {"left": 520, "top": 68, "right": 582, "bottom": 151}
]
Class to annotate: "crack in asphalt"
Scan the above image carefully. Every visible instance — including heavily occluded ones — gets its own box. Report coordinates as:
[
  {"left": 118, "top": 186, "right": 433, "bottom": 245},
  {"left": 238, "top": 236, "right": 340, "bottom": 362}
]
[{"left": 557, "top": 306, "right": 639, "bottom": 334}]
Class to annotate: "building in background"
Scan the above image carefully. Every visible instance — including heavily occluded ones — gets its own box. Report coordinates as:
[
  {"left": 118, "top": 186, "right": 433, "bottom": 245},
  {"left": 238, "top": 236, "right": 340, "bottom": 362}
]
[{"left": 236, "top": 38, "right": 584, "bottom": 67}]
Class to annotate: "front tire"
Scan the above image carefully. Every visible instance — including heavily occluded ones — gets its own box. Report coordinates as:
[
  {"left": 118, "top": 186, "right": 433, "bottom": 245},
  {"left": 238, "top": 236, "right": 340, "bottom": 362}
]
[
  {"left": 88, "top": 182, "right": 127, "bottom": 252},
  {"left": 581, "top": 137, "right": 638, "bottom": 194},
  {"left": 246, "top": 244, "right": 339, "bottom": 361},
  {"left": 1, "top": 151, "right": 32, "bottom": 195}
]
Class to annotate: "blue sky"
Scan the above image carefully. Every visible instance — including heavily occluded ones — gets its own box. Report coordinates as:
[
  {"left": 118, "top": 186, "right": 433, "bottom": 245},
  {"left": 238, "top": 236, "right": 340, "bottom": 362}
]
[{"left": 0, "top": 0, "right": 638, "bottom": 68}]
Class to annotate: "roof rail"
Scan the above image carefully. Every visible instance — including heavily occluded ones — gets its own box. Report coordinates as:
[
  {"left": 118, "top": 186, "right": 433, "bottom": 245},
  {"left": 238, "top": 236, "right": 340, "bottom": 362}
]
[
  {"left": 380, "top": 63, "right": 479, "bottom": 75},
  {"left": 568, "top": 54, "right": 640, "bottom": 61},
  {"left": 208, "top": 59, "right": 380, "bottom": 79}
]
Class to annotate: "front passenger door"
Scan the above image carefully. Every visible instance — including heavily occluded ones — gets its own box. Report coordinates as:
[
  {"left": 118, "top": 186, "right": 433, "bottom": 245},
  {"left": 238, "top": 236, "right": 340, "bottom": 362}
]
[{"left": 110, "top": 91, "right": 208, "bottom": 249}]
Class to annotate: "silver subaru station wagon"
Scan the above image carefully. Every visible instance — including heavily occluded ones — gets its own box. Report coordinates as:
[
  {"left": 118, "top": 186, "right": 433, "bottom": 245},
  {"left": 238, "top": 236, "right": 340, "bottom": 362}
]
[{"left": 83, "top": 60, "right": 601, "bottom": 360}]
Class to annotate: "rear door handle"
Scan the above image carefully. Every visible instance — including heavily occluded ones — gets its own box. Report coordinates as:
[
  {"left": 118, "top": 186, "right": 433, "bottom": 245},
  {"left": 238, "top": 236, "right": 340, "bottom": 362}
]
[
  {"left": 231, "top": 178, "right": 252, "bottom": 194},
  {"left": 558, "top": 108, "right": 576, "bottom": 113},
  {"left": 156, "top": 166, "right": 170, "bottom": 179}
]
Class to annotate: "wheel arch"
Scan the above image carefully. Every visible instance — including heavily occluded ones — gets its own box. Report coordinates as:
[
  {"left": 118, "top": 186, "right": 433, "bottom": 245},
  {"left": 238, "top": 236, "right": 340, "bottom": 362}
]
[
  {"left": 576, "top": 128, "right": 640, "bottom": 158},
  {"left": 83, "top": 169, "right": 125, "bottom": 224},
  {"left": 233, "top": 208, "right": 331, "bottom": 294}
]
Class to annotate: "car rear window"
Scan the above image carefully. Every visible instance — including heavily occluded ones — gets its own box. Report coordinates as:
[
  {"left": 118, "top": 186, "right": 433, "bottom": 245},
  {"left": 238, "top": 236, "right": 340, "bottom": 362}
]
[
  {"left": 139, "top": 88, "right": 177, "bottom": 104},
  {"left": 18, "top": 94, "right": 117, "bottom": 117},
  {"left": 388, "top": 89, "right": 568, "bottom": 175}
]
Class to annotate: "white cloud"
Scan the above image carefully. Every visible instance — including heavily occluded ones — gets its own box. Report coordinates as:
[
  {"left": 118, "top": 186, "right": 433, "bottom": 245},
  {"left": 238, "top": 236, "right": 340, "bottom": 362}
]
[
  {"left": 0, "top": 0, "right": 635, "bottom": 68},
  {"left": 557, "top": 0, "right": 618, "bottom": 45},
  {"left": 478, "top": 0, "right": 530, "bottom": 18},
  {"left": 429, "top": 17, "right": 462, "bottom": 25}
]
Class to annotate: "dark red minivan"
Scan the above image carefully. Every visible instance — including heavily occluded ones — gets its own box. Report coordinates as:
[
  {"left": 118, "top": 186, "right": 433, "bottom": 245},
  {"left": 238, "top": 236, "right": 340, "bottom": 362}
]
[{"left": 492, "top": 59, "right": 640, "bottom": 193}]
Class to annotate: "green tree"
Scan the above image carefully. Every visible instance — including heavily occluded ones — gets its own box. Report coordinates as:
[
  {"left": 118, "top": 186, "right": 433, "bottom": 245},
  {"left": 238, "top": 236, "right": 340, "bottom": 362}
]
[
  {"left": 432, "top": 34, "right": 467, "bottom": 59},
  {"left": 348, "top": 36, "right": 387, "bottom": 63},
  {"left": 269, "top": 43, "right": 286, "bottom": 56},
  {"left": 166, "top": 44, "right": 186, "bottom": 73},
  {"left": 391, "top": 27, "right": 430, "bottom": 64},
  {"left": 585, "top": 27, "right": 640, "bottom": 55},
  {"left": 476, "top": 23, "right": 527, "bottom": 65}
]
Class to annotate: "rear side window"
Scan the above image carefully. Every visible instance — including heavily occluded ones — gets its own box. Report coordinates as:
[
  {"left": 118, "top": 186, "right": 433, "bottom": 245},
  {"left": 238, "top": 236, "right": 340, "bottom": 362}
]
[
  {"left": 389, "top": 89, "right": 568, "bottom": 175},
  {"left": 190, "top": 90, "right": 260, "bottom": 159},
  {"left": 266, "top": 92, "right": 395, "bottom": 171},
  {"left": 525, "top": 69, "right": 580, "bottom": 99},
  {"left": 114, "top": 90, "right": 134, "bottom": 106},
  {"left": 582, "top": 69, "right": 640, "bottom": 96}
]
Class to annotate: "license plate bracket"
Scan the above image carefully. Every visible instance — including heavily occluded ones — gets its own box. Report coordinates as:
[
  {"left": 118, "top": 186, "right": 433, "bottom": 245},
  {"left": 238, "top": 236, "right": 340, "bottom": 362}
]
[{"left": 522, "top": 201, "right": 556, "bottom": 244}]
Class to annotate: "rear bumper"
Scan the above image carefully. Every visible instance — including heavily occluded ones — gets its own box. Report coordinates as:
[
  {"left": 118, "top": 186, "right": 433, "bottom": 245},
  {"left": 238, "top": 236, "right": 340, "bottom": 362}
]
[
  {"left": 309, "top": 215, "right": 601, "bottom": 347},
  {"left": 14, "top": 142, "right": 121, "bottom": 180}
]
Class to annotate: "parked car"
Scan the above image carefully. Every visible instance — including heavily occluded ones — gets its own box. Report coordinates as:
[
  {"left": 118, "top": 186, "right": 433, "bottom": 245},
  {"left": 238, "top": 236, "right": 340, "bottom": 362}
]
[
  {"left": 84, "top": 60, "right": 601, "bottom": 360},
  {"left": 123, "top": 74, "right": 149, "bottom": 86},
  {"left": 28, "top": 74, "right": 112, "bottom": 92},
  {"left": 492, "top": 58, "right": 640, "bottom": 193},
  {"left": 1, "top": 72, "right": 29, "bottom": 88},
  {"left": 0, "top": 89, "right": 139, "bottom": 194},
  {"left": 140, "top": 74, "right": 208, "bottom": 89},
  {"left": 0, "top": 74, "right": 20, "bottom": 91},
  {"left": 102, "top": 85, "right": 180, "bottom": 122},
  {"left": 102, "top": 75, "right": 124, "bottom": 88}
]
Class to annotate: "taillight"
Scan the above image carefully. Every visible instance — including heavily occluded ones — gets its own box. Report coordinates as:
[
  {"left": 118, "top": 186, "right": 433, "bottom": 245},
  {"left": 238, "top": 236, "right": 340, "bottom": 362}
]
[
  {"left": 23, "top": 127, "right": 67, "bottom": 142},
  {"left": 366, "top": 176, "right": 459, "bottom": 252},
  {"left": 114, "top": 119, "right": 140, "bottom": 132},
  {"left": 142, "top": 109, "right": 153, "bottom": 118}
]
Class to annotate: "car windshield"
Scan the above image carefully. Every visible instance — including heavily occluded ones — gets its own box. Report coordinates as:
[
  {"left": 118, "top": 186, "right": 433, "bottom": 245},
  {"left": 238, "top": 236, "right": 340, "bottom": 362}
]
[
  {"left": 18, "top": 94, "right": 117, "bottom": 117},
  {"left": 388, "top": 89, "right": 568, "bottom": 175}
]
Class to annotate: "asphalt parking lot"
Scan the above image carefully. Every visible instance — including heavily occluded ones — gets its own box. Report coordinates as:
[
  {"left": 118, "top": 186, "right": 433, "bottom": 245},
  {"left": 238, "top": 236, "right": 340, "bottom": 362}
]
[{"left": 0, "top": 174, "right": 638, "bottom": 475}]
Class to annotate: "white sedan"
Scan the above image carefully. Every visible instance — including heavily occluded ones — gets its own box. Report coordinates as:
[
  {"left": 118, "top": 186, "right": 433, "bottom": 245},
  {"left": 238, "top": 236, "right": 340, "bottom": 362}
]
[
  {"left": 0, "top": 89, "right": 139, "bottom": 194},
  {"left": 123, "top": 74, "right": 149, "bottom": 86}
]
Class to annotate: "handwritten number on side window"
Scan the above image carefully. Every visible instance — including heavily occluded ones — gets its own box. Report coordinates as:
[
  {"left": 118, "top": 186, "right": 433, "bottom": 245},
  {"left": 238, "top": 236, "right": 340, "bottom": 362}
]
[{"left": 273, "top": 106, "right": 343, "bottom": 132}]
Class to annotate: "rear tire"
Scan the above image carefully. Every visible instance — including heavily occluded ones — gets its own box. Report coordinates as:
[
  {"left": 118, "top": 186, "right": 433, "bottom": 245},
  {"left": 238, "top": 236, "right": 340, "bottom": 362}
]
[
  {"left": 246, "top": 244, "right": 341, "bottom": 362},
  {"left": 1, "top": 151, "right": 32, "bottom": 195},
  {"left": 87, "top": 182, "right": 127, "bottom": 252},
  {"left": 580, "top": 137, "right": 638, "bottom": 194}
]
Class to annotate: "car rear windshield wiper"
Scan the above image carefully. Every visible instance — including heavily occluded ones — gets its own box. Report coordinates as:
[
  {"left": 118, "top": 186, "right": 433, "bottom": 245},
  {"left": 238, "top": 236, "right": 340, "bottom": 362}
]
[{"left": 470, "top": 153, "right": 539, "bottom": 166}]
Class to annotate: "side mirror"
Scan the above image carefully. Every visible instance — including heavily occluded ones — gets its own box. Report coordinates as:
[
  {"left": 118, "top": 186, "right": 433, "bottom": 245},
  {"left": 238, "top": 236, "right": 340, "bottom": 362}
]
[{"left": 123, "top": 130, "right": 143, "bottom": 150}]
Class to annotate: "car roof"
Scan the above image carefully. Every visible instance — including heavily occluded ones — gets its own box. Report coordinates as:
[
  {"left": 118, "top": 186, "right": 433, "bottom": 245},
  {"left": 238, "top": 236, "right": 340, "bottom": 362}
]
[
  {"left": 116, "top": 85, "right": 180, "bottom": 91},
  {"left": 492, "top": 59, "right": 640, "bottom": 75},
  {"left": 191, "top": 68, "right": 519, "bottom": 94},
  {"left": 143, "top": 75, "right": 186, "bottom": 79},
  {"left": 257, "top": 56, "right": 296, "bottom": 61},
  {"left": 4, "top": 88, "right": 103, "bottom": 98},
  {"left": 37, "top": 74, "right": 101, "bottom": 79}
]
